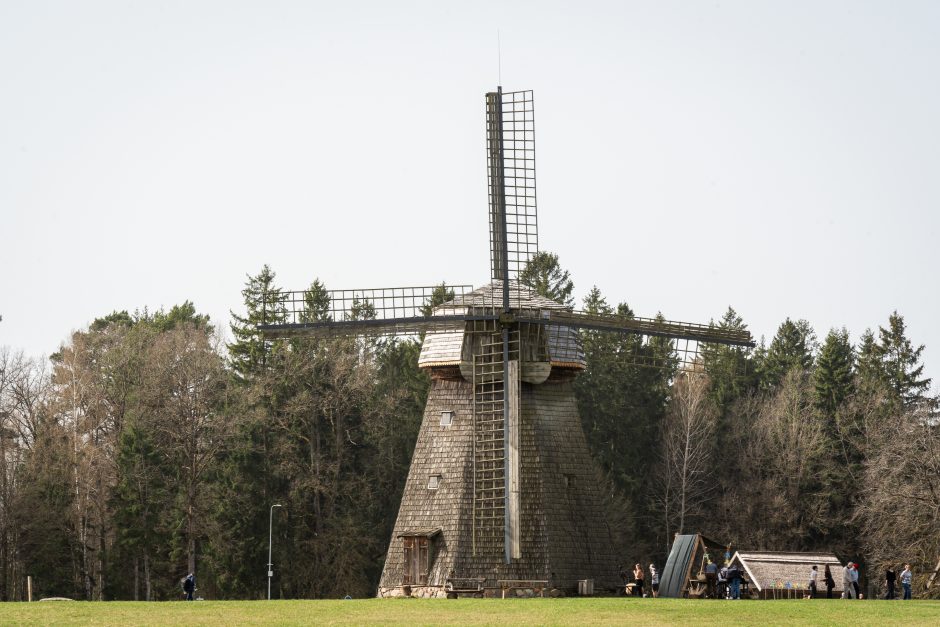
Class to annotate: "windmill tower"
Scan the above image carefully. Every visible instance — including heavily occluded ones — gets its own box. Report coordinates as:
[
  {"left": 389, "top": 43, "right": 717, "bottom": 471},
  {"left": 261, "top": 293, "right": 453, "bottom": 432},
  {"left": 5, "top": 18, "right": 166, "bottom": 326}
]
[{"left": 259, "top": 88, "right": 753, "bottom": 597}]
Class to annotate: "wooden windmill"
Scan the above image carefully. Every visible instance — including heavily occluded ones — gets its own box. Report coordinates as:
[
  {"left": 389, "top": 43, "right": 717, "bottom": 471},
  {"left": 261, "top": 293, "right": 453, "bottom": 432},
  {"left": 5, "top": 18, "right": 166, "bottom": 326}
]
[{"left": 259, "top": 88, "right": 753, "bottom": 596}]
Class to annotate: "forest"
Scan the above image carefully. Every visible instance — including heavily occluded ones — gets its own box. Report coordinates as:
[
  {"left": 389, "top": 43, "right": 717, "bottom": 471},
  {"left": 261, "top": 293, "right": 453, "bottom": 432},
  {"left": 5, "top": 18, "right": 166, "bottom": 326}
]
[{"left": 0, "top": 254, "right": 937, "bottom": 601}]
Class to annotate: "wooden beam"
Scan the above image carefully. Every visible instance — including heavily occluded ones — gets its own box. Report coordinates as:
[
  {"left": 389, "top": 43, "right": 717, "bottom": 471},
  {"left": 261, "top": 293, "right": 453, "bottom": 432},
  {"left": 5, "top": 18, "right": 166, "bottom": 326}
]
[{"left": 507, "top": 359, "right": 521, "bottom": 560}]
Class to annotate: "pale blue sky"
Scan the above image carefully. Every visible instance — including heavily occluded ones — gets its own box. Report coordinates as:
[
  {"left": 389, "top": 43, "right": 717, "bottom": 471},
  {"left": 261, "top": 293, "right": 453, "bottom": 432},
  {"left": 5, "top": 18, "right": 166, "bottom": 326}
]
[{"left": 1, "top": 1, "right": 938, "bottom": 388}]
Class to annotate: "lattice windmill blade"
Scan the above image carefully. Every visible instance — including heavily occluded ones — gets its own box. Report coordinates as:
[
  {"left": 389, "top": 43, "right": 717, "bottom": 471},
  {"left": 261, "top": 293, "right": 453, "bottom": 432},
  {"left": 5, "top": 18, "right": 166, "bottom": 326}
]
[
  {"left": 257, "top": 284, "right": 490, "bottom": 339},
  {"left": 486, "top": 88, "right": 538, "bottom": 286},
  {"left": 516, "top": 308, "right": 755, "bottom": 371}
]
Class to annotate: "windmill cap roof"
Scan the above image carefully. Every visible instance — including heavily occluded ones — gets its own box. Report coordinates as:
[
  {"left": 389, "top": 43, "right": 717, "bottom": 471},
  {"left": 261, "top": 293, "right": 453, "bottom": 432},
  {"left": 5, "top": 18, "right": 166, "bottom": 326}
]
[
  {"left": 446, "top": 280, "right": 572, "bottom": 311},
  {"left": 418, "top": 280, "right": 585, "bottom": 371}
]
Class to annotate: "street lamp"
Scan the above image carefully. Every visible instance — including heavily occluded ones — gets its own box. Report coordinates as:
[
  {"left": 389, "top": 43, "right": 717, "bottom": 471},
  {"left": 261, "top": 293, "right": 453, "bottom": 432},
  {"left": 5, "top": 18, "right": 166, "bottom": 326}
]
[{"left": 268, "top": 503, "right": 282, "bottom": 600}]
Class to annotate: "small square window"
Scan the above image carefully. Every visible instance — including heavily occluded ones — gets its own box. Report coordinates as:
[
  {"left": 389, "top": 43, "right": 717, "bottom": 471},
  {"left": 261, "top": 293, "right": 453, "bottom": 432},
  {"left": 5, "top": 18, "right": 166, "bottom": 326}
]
[
  {"left": 428, "top": 475, "right": 442, "bottom": 490},
  {"left": 440, "top": 411, "right": 454, "bottom": 427}
]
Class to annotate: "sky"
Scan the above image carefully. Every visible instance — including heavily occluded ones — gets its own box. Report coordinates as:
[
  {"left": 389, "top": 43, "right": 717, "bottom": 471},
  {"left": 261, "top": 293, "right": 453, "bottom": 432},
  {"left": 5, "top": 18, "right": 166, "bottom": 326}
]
[{"left": 1, "top": 1, "right": 938, "bottom": 390}]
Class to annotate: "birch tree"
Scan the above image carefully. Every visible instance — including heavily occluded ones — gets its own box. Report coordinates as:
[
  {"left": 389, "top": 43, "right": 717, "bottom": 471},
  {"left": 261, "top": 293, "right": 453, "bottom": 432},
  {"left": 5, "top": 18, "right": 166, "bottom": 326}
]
[{"left": 657, "top": 370, "right": 716, "bottom": 548}]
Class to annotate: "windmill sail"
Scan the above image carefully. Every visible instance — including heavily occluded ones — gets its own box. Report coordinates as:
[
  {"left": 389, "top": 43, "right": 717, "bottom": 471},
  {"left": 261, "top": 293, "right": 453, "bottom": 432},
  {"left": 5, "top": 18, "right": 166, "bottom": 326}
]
[{"left": 487, "top": 88, "right": 538, "bottom": 285}]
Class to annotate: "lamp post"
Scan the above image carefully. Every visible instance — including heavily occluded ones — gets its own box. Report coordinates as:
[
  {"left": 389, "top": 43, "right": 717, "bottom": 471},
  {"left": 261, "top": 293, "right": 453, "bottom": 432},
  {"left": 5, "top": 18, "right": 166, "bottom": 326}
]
[{"left": 268, "top": 503, "right": 282, "bottom": 600}]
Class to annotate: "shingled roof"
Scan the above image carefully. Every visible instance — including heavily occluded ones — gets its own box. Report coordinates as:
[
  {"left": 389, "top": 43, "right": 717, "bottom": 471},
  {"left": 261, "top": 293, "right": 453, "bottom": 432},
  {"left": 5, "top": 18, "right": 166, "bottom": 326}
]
[{"left": 731, "top": 551, "right": 845, "bottom": 593}]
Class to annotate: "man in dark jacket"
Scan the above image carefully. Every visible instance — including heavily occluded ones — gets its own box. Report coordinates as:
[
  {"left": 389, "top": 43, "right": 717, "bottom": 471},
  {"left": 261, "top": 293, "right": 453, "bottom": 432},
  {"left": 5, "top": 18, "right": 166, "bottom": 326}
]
[
  {"left": 704, "top": 560, "right": 718, "bottom": 599},
  {"left": 727, "top": 564, "right": 742, "bottom": 600},
  {"left": 183, "top": 573, "right": 195, "bottom": 601},
  {"left": 886, "top": 566, "right": 897, "bottom": 599}
]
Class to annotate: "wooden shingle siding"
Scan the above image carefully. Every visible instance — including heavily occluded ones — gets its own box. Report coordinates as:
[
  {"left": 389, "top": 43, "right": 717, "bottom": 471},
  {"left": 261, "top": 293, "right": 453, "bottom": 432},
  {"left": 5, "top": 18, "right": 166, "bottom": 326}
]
[{"left": 378, "top": 377, "right": 619, "bottom": 594}]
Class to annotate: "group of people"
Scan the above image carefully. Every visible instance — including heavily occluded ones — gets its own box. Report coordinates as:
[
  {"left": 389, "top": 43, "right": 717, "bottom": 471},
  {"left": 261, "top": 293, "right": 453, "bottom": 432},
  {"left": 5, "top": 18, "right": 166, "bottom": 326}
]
[
  {"left": 622, "top": 563, "right": 660, "bottom": 597},
  {"left": 703, "top": 559, "right": 744, "bottom": 599},
  {"left": 883, "top": 564, "right": 913, "bottom": 600},
  {"left": 806, "top": 564, "right": 838, "bottom": 598},
  {"left": 623, "top": 558, "right": 915, "bottom": 601},
  {"left": 832, "top": 562, "right": 913, "bottom": 600}
]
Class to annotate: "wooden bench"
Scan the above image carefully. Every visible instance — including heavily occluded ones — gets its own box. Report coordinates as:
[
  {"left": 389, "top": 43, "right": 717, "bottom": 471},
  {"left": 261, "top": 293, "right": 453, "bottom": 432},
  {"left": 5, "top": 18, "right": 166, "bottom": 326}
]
[
  {"left": 497, "top": 579, "right": 549, "bottom": 599},
  {"left": 445, "top": 577, "right": 485, "bottom": 598}
]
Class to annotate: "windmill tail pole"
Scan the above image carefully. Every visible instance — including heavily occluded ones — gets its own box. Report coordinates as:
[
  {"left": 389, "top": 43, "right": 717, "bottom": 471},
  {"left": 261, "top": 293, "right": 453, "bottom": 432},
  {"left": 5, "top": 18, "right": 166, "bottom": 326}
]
[{"left": 502, "top": 324, "right": 511, "bottom": 565}]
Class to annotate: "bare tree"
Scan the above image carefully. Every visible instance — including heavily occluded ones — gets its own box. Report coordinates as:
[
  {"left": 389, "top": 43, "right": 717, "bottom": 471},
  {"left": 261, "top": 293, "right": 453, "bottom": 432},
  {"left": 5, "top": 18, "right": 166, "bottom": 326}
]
[
  {"left": 712, "top": 370, "right": 830, "bottom": 551},
  {"left": 858, "top": 401, "right": 940, "bottom": 597},
  {"left": 657, "top": 370, "right": 717, "bottom": 547}
]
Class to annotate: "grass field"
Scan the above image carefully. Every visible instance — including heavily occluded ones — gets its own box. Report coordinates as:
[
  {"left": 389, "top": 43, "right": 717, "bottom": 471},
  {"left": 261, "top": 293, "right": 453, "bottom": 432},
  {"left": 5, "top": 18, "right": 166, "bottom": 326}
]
[{"left": 1, "top": 597, "right": 939, "bottom": 626}]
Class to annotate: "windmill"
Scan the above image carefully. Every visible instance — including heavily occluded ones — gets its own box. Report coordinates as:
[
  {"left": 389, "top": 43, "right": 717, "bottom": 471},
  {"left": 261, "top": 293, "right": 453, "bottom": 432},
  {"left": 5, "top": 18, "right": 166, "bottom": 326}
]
[{"left": 259, "top": 87, "right": 754, "bottom": 596}]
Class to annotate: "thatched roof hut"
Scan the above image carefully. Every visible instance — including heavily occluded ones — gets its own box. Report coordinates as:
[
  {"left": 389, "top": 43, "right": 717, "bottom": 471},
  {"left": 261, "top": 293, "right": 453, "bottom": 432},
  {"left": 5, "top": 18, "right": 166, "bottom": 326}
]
[{"left": 731, "top": 551, "right": 845, "bottom": 597}]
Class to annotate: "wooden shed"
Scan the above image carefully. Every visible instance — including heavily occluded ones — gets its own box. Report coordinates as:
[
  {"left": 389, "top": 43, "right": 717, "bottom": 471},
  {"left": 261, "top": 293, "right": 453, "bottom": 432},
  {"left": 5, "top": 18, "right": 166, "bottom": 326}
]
[{"left": 730, "top": 551, "right": 845, "bottom": 598}]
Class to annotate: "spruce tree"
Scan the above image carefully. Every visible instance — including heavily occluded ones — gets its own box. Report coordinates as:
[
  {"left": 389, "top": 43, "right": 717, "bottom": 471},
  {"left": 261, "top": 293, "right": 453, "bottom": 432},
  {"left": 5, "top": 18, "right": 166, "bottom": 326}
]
[
  {"left": 875, "top": 311, "right": 932, "bottom": 409},
  {"left": 518, "top": 251, "right": 574, "bottom": 307},
  {"left": 813, "top": 328, "right": 855, "bottom": 420},
  {"left": 759, "top": 318, "right": 816, "bottom": 389},
  {"left": 581, "top": 285, "right": 612, "bottom": 315},
  {"left": 211, "top": 265, "right": 288, "bottom": 596},
  {"left": 701, "top": 307, "right": 756, "bottom": 410},
  {"left": 300, "top": 279, "right": 331, "bottom": 322},
  {"left": 419, "top": 282, "right": 456, "bottom": 316},
  {"left": 573, "top": 287, "right": 671, "bottom": 559},
  {"left": 855, "top": 329, "right": 884, "bottom": 398},
  {"left": 228, "top": 265, "right": 286, "bottom": 382}
]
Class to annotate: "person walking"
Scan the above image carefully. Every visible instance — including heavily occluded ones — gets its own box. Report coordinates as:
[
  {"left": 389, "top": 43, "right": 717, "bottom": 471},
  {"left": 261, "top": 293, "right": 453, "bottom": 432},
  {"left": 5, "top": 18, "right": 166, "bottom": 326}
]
[
  {"left": 183, "top": 573, "right": 195, "bottom": 601},
  {"left": 900, "top": 564, "right": 913, "bottom": 600},
  {"left": 851, "top": 563, "right": 860, "bottom": 599},
  {"left": 649, "top": 564, "right": 660, "bottom": 598},
  {"left": 808, "top": 565, "right": 818, "bottom": 599},
  {"left": 633, "top": 563, "right": 645, "bottom": 597},
  {"left": 824, "top": 564, "right": 835, "bottom": 598},
  {"left": 842, "top": 562, "right": 856, "bottom": 599},
  {"left": 885, "top": 566, "right": 897, "bottom": 599}
]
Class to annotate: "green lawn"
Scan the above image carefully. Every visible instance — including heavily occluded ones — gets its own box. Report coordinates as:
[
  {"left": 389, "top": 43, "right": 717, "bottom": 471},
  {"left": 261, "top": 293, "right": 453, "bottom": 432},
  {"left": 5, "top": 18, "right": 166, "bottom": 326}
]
[{"left": 1, "top": 597, "right": 938, "bottom": 626}]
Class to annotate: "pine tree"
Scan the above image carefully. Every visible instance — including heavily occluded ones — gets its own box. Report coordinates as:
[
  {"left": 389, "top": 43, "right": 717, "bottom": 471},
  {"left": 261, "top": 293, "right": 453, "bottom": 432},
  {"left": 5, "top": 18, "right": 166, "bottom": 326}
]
[
  {"left": 518, "top": 251, "right": 574, "bottom": 307},
  {"left": 813, "top": 328, "right": 855, "bottom": 420}
]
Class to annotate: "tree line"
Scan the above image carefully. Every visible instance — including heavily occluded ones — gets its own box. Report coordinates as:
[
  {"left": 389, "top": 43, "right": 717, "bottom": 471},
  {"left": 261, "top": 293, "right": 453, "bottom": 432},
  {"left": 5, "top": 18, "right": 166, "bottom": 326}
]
[{"left": 0, "top": 256, "right": 937, "bottom": 600}]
